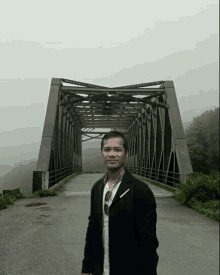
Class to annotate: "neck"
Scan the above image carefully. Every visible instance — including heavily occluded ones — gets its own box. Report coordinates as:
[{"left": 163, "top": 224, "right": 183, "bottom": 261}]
[{"left": 107, "top": 166, "right": 125, "bottom": 181}]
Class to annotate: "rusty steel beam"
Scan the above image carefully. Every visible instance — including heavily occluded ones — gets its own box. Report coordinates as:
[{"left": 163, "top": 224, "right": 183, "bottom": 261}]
[
  {"left": 81, "top": 123, "right": 130, "bottom": 128},
  {"left": 81, "top": 121, "right": 134, "bottom": 126},
  {"left": 60, "top": 102, "right": 145, "bottom": 107},
  {"left": 81, "top": 131, "right": 129, "bottom": 135},
  {"left": 80, "top": 117, "right": 133, "bottom": 121},
  {"left": 81, "top": 121, "right": 131, "bottom": 126},
  {"left": 76, "top": 111, "right": 139, "bottom": 115},
  {"left": 60, "top": 78, "right": 108, "bottom": 89},
  {"left": 34, "top": 78, "right": 193, "bottom": 192},
  {"left": 60, "top": 100, "right": 146, "bottom": 106},
  {"left": 60, "top": 98, "right": 168, "bottom": 109},
  {"left": 60, "top": 87, "right": 165, "bottom": 93},
  {"left": 36, "top": 78, "right": 61, "bottom": 172},
  {"left": 33, "top": 78, "right": 83, "bottom": 192},
  {"left": 113, "top": 80, "right": 165, "bottom": 89}
]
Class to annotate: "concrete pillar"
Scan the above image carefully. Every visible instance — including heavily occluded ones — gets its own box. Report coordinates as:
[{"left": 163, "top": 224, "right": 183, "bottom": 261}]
[{"left": 33, "top": 171, "right": 49, "bottom": 193}]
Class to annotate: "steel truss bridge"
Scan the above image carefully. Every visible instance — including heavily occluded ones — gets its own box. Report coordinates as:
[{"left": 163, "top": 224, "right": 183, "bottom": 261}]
[{"left": 33, "top": 78, "right": 193, "bottom": 192}]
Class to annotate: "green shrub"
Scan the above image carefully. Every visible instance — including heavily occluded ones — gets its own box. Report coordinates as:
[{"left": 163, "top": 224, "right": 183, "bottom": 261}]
[
  {"left": 188, "top": 199, "right": 219, "bottom": 222},
  {"left": 0, "top": 170, "right": 103, "bottom": 210},
  {"left": 185, "top": 107, "right": 219, "bottom": 174},
  {"left": 173, "top": 172, "right": 219, "bottom": 205},
  {"left": 28, "top": 189, "right": 58, "bottom": 198}
]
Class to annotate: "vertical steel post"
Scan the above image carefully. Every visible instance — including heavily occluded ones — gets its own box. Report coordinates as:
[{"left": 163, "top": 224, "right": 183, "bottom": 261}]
[
  {"left": 164, "top": 81, "right": 193, "bottom": 184},
  {"left": 33, "top": 78, "right": 60, "bottom": 192}
]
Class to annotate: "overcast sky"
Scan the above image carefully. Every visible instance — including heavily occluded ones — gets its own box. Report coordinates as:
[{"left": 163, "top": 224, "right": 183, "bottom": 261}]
[{"left": 0, "top": 0, "right": 218, "bottom": 150}]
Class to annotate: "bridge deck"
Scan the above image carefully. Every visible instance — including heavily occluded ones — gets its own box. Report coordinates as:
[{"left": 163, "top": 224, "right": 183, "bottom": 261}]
[
  {"left": 0, "top": 173, "right": 218, "bottom": 274},
  {"left": 58, "top": 173, "right": 174, "bottom": 197}
]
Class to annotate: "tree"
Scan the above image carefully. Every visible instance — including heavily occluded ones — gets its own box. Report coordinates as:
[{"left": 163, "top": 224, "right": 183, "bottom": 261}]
[{"left": 185, "top": 107, "right": 219, "bottom": 174}]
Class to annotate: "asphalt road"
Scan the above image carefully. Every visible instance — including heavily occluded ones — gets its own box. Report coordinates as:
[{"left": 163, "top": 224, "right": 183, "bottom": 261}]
[{"left": 0, "top": 173, "right": 219, "bottom": 275}]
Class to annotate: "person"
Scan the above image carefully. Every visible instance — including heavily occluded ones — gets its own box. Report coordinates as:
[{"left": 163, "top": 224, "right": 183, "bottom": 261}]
[{"left": 80, "top": 131, "right": 159, "bottom": 275}]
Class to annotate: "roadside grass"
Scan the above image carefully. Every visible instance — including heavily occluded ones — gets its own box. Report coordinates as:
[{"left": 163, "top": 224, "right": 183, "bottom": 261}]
[
  {"left": 135, "top": 171, "right": 219, "bottom": 222},
  {"left": 172, "top": 172, "right": 219, "bottom": 222},
  {"left": 0, "top": 169, "right": 102, "bottom": 211},
  {"left": 0, "top": 169, "right": 219, "bottom": 223}
]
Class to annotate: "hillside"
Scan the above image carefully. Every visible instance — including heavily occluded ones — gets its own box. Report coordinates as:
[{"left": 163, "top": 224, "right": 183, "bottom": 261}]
[
  {"left": 0, "top": 159, "right": 37, "bottom": 197},
  {"left": 0, "top": 147, "right": 105, "bottom": 197},
  {"left": 0, "top": 113, "right": 210, "bottom": 197},
  {"left": 82, "top": 148, "right": 106, "bottom": 172}
]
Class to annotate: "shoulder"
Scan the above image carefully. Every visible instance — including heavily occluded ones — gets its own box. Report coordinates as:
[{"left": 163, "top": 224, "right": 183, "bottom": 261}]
[
  {"left": 90, "top": 174, "right": 106, "bottom": 192},
  {"left": 132, "top": 176, "right": 152, "bottom": 195},
  {"left": 132, "top": 176, "right": 156, "bottom": 205}
]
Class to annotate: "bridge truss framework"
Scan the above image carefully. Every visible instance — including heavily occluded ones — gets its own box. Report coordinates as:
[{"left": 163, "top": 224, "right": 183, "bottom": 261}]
[{"left": 33, "top": 78, "right": 193, "bottom": 192}]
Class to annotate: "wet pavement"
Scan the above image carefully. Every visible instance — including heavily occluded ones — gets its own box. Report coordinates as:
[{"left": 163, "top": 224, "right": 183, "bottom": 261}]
[{"left": 0, "top": 173, "right": 219, "bottom": 274}]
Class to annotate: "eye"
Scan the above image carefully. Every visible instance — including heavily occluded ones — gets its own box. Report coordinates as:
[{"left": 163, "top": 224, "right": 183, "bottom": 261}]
[{"left": 104, "top": 148, "right": 121, "bottom": 152}]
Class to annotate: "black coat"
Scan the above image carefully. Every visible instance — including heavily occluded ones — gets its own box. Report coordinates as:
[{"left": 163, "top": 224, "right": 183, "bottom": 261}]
[{"left": 81, "top": 168, "right": 159, "bottom": 275}]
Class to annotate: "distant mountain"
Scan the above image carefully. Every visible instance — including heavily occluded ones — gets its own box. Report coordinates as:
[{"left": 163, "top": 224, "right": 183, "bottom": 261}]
[
  {"left": 182, "top": 121, "right": 190, "bottom": 130},
  {"left": 0, "top": 127, "right": 42, "bottom": 148},
  {"left": 0, "top": 142, "right": 40, "bottom": 175},
  {"left": 0, "top": 127, "right": 41, "bottom": 171},
  {"left": 0, "top": 159, "right": 37, "bottom": 197},
  {"left": 0, "top": 108, "right": 213, "bottom": 193},
  {"left": 82, "top": 148, "right": 106, "bottom": 172},
  {"left": 0, "top": 118, "right": 196, "bottom": 179},
  {"left": 0, "top": 165, "right": 16, "bottom": 178},
  {"left": 0, "top": 148, "right": 105, "bottom": 197}
]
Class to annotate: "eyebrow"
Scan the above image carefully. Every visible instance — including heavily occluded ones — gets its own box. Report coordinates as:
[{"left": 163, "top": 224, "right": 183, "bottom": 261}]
[{"left": 104, "top": 147, "right": 122, "bottom": 148}]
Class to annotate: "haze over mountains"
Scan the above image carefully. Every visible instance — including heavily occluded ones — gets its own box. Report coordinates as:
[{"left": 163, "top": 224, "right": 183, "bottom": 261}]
[
  {"left": 0, "top": 102, "right": 218, "bottom": 197},
  {"left": 0, "top": 2, "right": 217, "bottom": 197},
  {"left": 0, "top": 84, "right": 218, "bottom": 196},
  {"left": 0, "top": 107, "right": 209, "bottom": 177},
  {"left": 0, "top": 111, "right": 197, "bottom": 177}
]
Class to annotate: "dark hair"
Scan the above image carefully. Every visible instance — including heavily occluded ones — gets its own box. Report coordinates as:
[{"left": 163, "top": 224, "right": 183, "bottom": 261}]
[{"left": 101, "top": 131, "right": 129, "bottom": 154}]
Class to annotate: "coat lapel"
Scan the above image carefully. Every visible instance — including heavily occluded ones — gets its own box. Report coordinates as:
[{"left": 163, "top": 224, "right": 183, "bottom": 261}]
[
  {"left": 97, "top": 169, "right": 133, "bottom": 216},
  {"left": 110, "top": 169, "right": 133, "bottom": 208}
]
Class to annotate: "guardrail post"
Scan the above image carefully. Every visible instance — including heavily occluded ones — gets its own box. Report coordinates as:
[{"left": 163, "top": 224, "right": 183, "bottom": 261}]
[
  {"left": 42, "top": 172, "right": 49, "bottom": 190},
  {"left": 180, "top": 173, "right": 190, "bottom": 185}
]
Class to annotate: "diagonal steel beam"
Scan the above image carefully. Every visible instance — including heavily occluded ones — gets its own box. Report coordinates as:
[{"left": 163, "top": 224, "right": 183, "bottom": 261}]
[
  {"left": 60, "top": 78, "right": 108, "bottom": 89},
  {"left": 60, "top": 87, "right": 165, "bottom": 93},
  {"left": 113, "top": 80, "right": 165, "bottom": 89}
]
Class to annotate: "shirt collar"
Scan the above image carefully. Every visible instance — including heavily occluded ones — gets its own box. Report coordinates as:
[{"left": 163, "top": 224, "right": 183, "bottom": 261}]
[{"left": 104, "top": 170, "right": 125, "bottom": 185}]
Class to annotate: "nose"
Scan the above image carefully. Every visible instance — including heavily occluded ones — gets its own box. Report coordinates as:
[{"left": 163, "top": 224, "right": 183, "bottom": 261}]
[{"left": 108, "top": 150, "right": 117, "bottom": 157}]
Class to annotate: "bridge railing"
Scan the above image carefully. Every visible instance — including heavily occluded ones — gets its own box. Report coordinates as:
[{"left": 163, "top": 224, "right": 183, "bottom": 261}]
[
  {"left": 33, "top": 164, "right": 190, "bottom": 193},
  {"left": 48, "top": 165, "right": 83, "bottom": 188},
  {"left": 33, "top": 165, "right": 83, "bottom": 193},
  {"left": 126, "top": 165, "right": 191, "bottom": 189}
]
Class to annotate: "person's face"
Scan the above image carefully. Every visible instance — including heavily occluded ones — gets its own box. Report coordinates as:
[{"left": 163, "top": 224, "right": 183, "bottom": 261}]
[{"left": 101, "top": 137, "right": 128, "bottom": 171}]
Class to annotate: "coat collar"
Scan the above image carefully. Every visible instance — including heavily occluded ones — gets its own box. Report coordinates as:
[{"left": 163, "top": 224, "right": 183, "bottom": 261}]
[
  {"left": 103, "top": 170, "right": 125, "bottom": 186},
  {"left": 97, "top": 168, "right": 134, "bottom": 212}
]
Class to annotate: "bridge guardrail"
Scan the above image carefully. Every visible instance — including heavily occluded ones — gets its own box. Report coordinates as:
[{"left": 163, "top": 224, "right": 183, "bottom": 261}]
[
  {"left": 33, "top": 164, "right": 191, "bottom": 193},
  {"left": 126, "top": 165, "right": 191, "bottom": 188},
  {"left": 33, "top": 165, "right": 82, "bottom": 193}
]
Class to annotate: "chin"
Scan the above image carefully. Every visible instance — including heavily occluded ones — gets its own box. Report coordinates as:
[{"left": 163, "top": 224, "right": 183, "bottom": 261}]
[
  {"left": 107, "top": 165, "right": 121, "bottom": 171},
  {"left": 107, "top": 165, "right": 118, "bottom": 168}
]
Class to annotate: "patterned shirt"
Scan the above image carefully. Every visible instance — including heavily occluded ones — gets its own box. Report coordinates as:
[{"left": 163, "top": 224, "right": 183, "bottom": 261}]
[{"left": 102, "top": 171, "right": 125, "bottom": 275}]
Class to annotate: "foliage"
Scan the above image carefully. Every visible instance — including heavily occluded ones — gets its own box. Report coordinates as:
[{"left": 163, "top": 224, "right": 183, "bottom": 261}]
[
  {"left": 28, "top": 189, "right": 58, "bottom": 198},
  {"left": 173, "top": 172, "right": 219, "bottom": 203},
  {"left": 0, "top": 170, "right": 103, "bottom": 210},
  {"left": 133, "top": 172, "right": 219, "bottom": 222},
  {"left": 185, "top": 107, "right": 219, "bottom": 174},
  {"left": 1, "top": 170, "right": 219, "bottom": 222},
  {"left": 172, "top": 172, "right": 219, "bottom": 221},
  {"left": 188, "top": 198, "right": 219, "bottom": 222}
]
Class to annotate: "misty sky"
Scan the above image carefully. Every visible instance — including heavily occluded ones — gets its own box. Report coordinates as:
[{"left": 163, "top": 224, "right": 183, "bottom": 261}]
[{"left": 0, "top": 0, "right": 219, "bottom": 151}]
